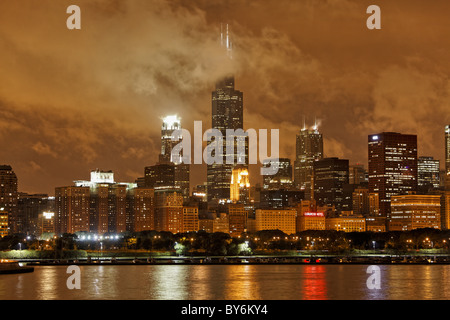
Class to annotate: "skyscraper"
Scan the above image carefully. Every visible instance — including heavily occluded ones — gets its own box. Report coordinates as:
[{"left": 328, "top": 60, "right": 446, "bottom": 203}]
[
  {"left": 0, "top": 165, "right": 18, "bottom": 234},
  {"left": 262, "top": 158, "right": 293, "bottom": 190},
  {"left": 417, "top": 156, "right": 440, "bottom": 192},
  {"left": 368, "top": 132, "right": 418, "bottom": 221},
  {"left": 206, "top": 25, "right": 247, "bottom": 205},
  {"left": 313, "top": 157, "right": 349, "bottom": 212},
  {"left": 294, "top": 125, "right": 323, "bottom": 199},
  {"left": 145, "top": 115, "right": 190, "bottom": 201},
  {"left": 445, "top": 125, "right": 450, "bottom": 188}
]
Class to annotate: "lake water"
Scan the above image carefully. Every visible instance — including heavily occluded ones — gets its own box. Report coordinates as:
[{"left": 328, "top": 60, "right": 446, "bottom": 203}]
[{"left": 1, "top": 264, "right": 449, "bottom": 300}]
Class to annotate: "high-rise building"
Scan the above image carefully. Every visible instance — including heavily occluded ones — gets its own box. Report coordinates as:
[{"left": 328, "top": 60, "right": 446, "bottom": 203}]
[
  {"left": 294, "top": 125, "right": 323, "bottom": 199},
  {"left": 129, "top": 188, "right": 155, "bottom": 232},
  {"left": 228, "top": 203, "right": 247, "bottom": 237},
  {"left": 74, "top": 170, "right": 136, "bottom": 234},
  {"left": 314, "top": 157, "right": 349, "bottom": 212},
  {"left": 368, "top": 132, "right": 418, "bottom": 221},
  {"left": 325, "top": 212, "right": 366, "bottom": 232},
  {"left": 446, "top": 125, "right": 450, "bottom": 175},
  {"left": 159, "top": 115, "right": 182, "bottom": 164},
  {"left": 182, "top": 206, "right": 199, "bottom": 233},
  {"left": 262, "top": 158, "right": 293, "bottom": 190},
  {"left": 349, "top": 164, "right": 367, "bottom": 185},
  {"left": 390, "top": 194, "right": 441, "bottom": 231},
  {"left": 207, "top": 75, "right": 246, "bottom": 204},
  {"left": 418, "top": 156, "right": 440, "bottom": 192},
  {"left": 17, "top": 193, "right": 54, "bottom": 236},
  {"left": 145, "top": 115, "right": 190, "bottom": 202},
  {"left": 155, "top": 190, "right": 184, "bottom": 234},
  {"left": 352, "top": 187, "right": 370, "bottom": 216},
  {"left": 230, "top": 165, "right": 250, "bottom": 203},
  {"left": 55, "top": 186, "right": 90, "bottom": 235},
  {"left": 0, "top": 165, "right": 18, "bottom": 234}
]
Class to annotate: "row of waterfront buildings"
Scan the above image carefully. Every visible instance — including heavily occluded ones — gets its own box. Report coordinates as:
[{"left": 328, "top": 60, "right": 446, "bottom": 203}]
[{"left": 1, "top": 69, "right": 450, "bottom": 238}]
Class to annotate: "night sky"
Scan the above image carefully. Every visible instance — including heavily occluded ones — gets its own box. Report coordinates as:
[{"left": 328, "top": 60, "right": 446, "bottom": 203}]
[{"left": 1, "top": 0, "right": 449, "bottom": 195}]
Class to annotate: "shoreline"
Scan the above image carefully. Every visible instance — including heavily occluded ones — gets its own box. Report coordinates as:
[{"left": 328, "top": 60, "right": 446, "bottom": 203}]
[{"left": 22, "top": 254, "right": 450, "bottom": 266}]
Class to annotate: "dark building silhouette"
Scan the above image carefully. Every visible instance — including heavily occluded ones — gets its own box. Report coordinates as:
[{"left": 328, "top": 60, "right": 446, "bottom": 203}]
[{"left": 313, "top": 157, "right": 349, "bottom": 212}]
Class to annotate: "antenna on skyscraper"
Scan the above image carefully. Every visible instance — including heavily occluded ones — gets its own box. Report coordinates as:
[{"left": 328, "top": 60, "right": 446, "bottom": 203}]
[
  {"left": 220, "top": 23, "right": 233, "bottom": 59},
  {"left": 302, "top": 115, "right": 306, "bottom": 131}
]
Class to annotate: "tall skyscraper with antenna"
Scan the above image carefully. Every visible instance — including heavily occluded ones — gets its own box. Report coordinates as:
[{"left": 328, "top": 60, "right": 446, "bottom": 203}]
[{"left": 207, "top": 24, "right": 247, "bottom": 205}]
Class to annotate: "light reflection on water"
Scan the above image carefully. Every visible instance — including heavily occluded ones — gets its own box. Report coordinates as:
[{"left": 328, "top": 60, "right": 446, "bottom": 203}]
[{"left": 1, "top": 264, "right": 450, "bottom": 300}]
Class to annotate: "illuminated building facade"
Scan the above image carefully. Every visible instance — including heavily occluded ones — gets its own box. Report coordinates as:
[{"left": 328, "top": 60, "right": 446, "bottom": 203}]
[
  {"left": 325, "top": 212, "right": 366, "bottom": 232},
  {"left": 296, "top": 211, "right": 326, "bottom": 232},
  {"left": 207, "top": 76, "right": 246, "bottom": 204},
  {"left": 128, "top": 188, "right": 155, "bottom": 232},
  {"left": 228, "top": 203, "right": 247, "bottom": 236},
  {"left": 0, "top": 165, "right": 18, "bottom": 234},
  {"left": 55, "top": 186, "right": 90, "bottom": 234},
  {"left": 183, "top": 206, "right": 199, "bottom": 232},
  {"left": 145, "top": 115, "right": 190, "bottom": 202},
  {"left": 75, "top": 170, "right": 136, "bottom": 234},
  {"left": 255, "top": 208, "right": 297, "bottom": 235},
  {"left": 155, "top": 190, "right": 184, "bottom": 234},
  {"left": 314, "top": 157, "right": 349, "bottom": 212},
  {"left": 368, "top": 132, "right": 418, "bottom": 222},
  {"left": 39, "top": 211, "right": 54, "bottom": 235},
  {"left": 417, "top": 156, "right": 440, "bottom": 192},
  {"left": 389, "top": 194, "right": 441, "bottom": 231},
  {"left": 294, "top": 125, "right": 323, "bottom": 199},
  {"left": 0, "top": 208, "right": 8, "bottom": 237},
  {"left": 230, "top": 165, "right": 250, "bottom": 203}
]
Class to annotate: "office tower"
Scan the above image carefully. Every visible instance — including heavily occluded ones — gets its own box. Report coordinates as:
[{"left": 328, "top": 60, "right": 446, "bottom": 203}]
[
  {"left": 352, "top": 187, "right": 370, "bottom": 216},
  {"left": 228, "top": 203, "right": 247, "bottom": 236},
  {"left": 17, "top": 193, "right": 54, "bottom": 236},
  {"left": 255, "top": 208, "right": 297, "bottom": 235},
  {"left": 259, "top": 189, "right": 304, "bottom": 209},
  {"left": 0, "top": 165, "right": 18, "bottom": 234},
  {"left": 207, "top": 75, "right": 246, "bottom": 204},
  {"left": 159, "top": 115, "right": 182, "bottom": 164},
  {"left": 390, "top": 194, "right": 441, "bottom": 231},
  {"left": 368, "top": 132, "right": 418, "bottom": 221},
  {"left": 146, "top": 115, "right": 190, "bottom": 201},
  {"left": 55, "top": 186, "right": 90, "bottom": 235},
  {"left": 230, "top": 165, "right": 250, "bottom": 203},
  {"left": 155, "top": 190, "right": 184, "bottom": 234},
  {"left": 294, "top": 125, "right": 323, "bottom": 199},
  {"left": 313, "top": 157, "right": 349, "bottom": 212},
  {"left": 262, "top": 158, "right": 293, "bottom": 190},
  {"left": 349, "top": 164, "right": 367, "bottom": 185},
  {"left": 417, "top": 156, "right": 440, "bottom": 192}
]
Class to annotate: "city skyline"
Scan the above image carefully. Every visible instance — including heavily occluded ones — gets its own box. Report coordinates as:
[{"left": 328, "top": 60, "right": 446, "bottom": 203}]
[{"left": 1, "top": 0, "right": 450, "bottom": 196}]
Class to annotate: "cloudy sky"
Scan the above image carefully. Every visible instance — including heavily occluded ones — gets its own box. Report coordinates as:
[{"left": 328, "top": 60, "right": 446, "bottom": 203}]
[{"left": 1, "top": 0, "right": 449, "bottom": 195}]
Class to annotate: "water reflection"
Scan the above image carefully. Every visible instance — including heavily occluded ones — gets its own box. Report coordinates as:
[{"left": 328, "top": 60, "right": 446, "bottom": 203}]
[
  {"left": 2, "top": 264, "right": 450, "bottom": 300},
  {"left": 302, "top": 266, "right": 327, "bottom": 300}
]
